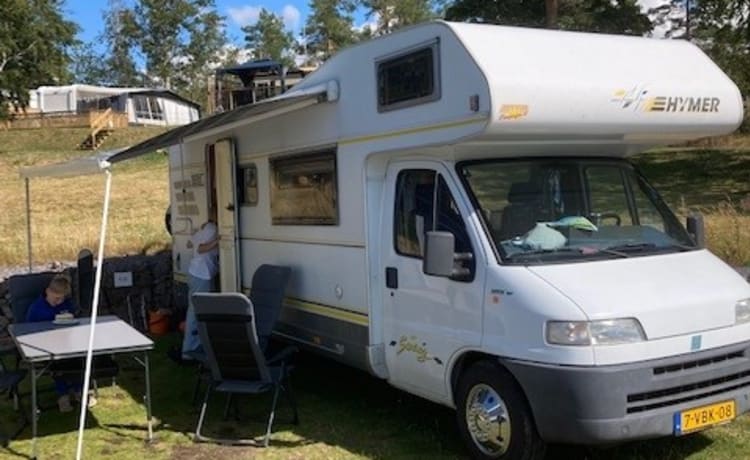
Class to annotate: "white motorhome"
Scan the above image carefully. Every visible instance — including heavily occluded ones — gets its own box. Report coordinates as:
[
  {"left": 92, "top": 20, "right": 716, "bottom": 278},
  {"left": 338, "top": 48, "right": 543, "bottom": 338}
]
[{"left": 117, "top": 21, "right": 749, "bottom": 459}]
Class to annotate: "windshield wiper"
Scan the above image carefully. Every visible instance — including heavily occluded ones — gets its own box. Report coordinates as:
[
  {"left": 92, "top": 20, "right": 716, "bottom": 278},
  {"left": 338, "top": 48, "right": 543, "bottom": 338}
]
[
  {"left": 605, "top": 242, "right": 694, "bottom": 253},
  {"left": 506, "top": 247, "right": 585, "bottom": 261}
]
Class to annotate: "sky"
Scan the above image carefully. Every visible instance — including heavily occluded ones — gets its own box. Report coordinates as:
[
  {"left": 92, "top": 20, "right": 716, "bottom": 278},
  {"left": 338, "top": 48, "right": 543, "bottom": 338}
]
[
  {"left": 64, "top": 0, "right": 373, "bottom": 48},
  {"left": 63, "top": 0, "right": 673, "bottom": 54}
]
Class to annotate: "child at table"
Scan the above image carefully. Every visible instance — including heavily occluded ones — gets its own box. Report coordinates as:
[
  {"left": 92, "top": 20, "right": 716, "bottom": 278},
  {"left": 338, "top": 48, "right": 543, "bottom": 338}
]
[
  {"left": 26, "top": 275, "right": 94, "bottom": 412},
  {"left": 26, "top": 274, "right": 74, "bottom": 323}
]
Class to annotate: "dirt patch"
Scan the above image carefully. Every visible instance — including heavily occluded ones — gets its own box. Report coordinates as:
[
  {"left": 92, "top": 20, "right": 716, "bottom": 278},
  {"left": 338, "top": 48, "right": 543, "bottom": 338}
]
[{"left": 170, "top": 444, "right": 257, "bottom": 460}]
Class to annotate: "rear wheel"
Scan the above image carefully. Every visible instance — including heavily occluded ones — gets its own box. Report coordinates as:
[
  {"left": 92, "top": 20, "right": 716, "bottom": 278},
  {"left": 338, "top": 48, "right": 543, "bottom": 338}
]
[{"left": 456, "top": 361, "right": 545, "bottom": 460}]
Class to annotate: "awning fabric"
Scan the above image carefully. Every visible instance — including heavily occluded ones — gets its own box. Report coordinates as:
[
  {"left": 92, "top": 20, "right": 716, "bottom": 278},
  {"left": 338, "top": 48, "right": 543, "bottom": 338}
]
[{"left": 19, "top": 89, "right": 328, "bottom": 179}]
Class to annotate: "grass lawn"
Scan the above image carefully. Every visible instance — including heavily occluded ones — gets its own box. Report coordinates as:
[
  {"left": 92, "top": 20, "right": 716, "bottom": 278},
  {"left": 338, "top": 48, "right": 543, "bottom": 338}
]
[
  {"left": 0, "top": 127, "right": 171, "bottom": 267},
  {"left": 2, "top": 335, "right": 750, "bottom": 460}
]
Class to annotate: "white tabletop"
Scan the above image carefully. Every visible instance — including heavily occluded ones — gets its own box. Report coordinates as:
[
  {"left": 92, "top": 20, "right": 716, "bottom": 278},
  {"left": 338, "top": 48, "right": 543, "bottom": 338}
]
[{"left": 9, "top": 315, "right": 154, "bottom": 363}]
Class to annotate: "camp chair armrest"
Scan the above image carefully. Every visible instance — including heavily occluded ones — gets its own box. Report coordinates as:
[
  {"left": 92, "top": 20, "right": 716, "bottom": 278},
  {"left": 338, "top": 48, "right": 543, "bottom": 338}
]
[{"left": 266, "top": 345, "right": 298, "bottom": 366}]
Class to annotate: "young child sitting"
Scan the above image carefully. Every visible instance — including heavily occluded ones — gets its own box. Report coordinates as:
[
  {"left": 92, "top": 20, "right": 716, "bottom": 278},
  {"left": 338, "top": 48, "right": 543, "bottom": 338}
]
[{"left": 26, "top": 274, "right": 96, "bottom": 412}]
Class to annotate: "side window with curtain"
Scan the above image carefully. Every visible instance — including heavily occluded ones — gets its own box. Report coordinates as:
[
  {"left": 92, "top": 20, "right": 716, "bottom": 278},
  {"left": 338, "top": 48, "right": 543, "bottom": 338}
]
[
  {"left": 393, "top": 170, "right": 475, "bottom": 280},
  {"left": 394, "top": 169, "right": 436, "bottom": 258}
]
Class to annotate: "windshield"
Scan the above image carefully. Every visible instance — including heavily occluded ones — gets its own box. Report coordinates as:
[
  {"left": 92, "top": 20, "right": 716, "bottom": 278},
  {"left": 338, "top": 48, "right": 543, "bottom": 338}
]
[{"left": 459, "top": 158, "right": 695, "bottom": 264}]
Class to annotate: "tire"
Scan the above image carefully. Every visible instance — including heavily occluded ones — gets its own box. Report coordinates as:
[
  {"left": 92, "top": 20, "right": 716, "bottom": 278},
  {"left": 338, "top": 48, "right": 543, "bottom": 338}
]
[{"left": 456, "top": 361, "right": 546, "bottom": 460}]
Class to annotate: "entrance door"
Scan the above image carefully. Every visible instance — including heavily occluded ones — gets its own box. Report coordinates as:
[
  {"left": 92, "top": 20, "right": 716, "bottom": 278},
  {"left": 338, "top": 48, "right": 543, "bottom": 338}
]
[
  {"left": 380, "top": 161, "right": 483, "bottom": 402},
  {"left": 213, "top": 138, "right": 241, "bottom": 292}
]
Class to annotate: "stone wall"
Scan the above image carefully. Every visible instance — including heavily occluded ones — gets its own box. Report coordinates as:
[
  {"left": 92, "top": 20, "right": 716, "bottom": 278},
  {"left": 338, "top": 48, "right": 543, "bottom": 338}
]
[{"left": 0, "top": 250, "right": 178, "bottom": 349}]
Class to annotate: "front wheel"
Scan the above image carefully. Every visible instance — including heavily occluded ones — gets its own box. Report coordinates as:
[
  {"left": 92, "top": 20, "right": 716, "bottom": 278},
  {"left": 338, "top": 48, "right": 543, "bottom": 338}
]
[{"left": 456, "top": 361, "right": 545, "bottom": 460}]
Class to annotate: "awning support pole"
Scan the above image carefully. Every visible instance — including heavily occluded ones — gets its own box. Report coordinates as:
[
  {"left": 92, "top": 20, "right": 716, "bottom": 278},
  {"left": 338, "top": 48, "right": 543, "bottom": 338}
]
[
  {"left": 76, "top": 168, "right": 112, "bottom": 460},
  {"left": 25, "top": 177, "right": 32, "bottom": 272}
]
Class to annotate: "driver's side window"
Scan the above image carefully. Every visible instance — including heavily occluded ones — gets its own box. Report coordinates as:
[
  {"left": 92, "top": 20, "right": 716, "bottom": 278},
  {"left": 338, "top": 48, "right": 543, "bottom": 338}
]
[{"left": 394, "top": 170, "right": 473, "bottom": 258}]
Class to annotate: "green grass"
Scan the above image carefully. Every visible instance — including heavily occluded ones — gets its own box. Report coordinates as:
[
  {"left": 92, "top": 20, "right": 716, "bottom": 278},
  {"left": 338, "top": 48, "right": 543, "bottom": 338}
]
[{"left": 2, "top": 336, "right": 750, "bottom": 460}]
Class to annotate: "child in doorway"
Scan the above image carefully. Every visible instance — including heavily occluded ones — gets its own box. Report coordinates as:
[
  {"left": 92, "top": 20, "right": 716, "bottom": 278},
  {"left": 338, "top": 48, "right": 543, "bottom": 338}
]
[{"left": 26, "top": 274, "right": 95, "bottom": 412}]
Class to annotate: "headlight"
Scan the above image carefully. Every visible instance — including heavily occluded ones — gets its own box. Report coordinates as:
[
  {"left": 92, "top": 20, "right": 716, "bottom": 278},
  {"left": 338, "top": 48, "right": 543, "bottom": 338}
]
[
  {"left": 546, "top": 318, "right": 646, "bottom": 346},
  {"left": 736, "top": 298, "right": 750, "bottom": 324}
]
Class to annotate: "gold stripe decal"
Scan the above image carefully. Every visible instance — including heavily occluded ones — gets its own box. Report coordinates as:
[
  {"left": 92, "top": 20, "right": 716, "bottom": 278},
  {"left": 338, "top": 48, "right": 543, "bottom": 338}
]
[
  {"left": 284, "top": 297, "right": 369, "bottom": 326},
  {"left": 339, "top": 115, "right": 487, "bottom": 146}
]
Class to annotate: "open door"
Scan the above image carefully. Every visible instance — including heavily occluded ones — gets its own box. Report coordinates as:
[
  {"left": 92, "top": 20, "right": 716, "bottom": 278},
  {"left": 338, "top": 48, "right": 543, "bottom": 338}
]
[{"left": 213, "top": 138, "right": 241, "bottom": 292}]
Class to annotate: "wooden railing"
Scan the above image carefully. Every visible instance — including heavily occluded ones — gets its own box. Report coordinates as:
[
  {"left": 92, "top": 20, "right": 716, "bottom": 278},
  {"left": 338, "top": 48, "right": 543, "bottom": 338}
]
[{"left": 87, "top": 108, "right": 114, "bottom": 147}]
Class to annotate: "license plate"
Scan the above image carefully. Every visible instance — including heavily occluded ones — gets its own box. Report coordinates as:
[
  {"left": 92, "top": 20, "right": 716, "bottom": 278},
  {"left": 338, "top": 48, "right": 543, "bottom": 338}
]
[{"left": 674, "top": 400, "right": 736, "bottom": 435}]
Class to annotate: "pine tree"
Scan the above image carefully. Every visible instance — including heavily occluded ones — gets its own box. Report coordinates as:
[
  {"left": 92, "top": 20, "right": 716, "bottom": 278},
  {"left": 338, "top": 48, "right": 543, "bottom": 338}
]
[
  {"left": 306, "top": 0, "right": 357, "bottom": 61},
  {"left": 242, "top": 9, "right": 296, "bottom": 68},
  {"left": 359, "top": 0, "right": 436, "bottom": 35}
]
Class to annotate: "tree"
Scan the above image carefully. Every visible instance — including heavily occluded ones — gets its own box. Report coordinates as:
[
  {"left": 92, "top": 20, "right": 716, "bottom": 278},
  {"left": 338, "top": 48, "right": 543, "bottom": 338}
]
[
  {"left": 445, "top": 0, "right": 652, "bottom": 35},
  {"left": 68, "top": 43, "right": 109, "bottom": 86},
  {"left": 242, "top": 9, "right": 296, "bottom": 67},
  {"left": 444, "top": 0, "right": 545, "bottom": 27},
  {"left": 0, "top": 0, "right": 78, "bottom": 117},
  {"left": 359, "top": 0, "right": 437, "bottom": 35},
  {"left": 101, "top": 0, "right": 227, "bottom": 105},
  {"left": 305, "top": 0, "right": 358, "bottom": 60},
  {"left": 102, "top": 1, "right": 142, "bottom": 87},
  {"left": 689, "top": 0, "right": 750, "bottom": 128}
]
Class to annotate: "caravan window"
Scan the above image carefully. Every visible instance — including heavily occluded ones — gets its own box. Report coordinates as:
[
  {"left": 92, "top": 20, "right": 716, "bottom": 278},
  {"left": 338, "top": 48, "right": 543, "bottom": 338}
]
[
  {"left": 377, "top": 41, "right": 440, "bottom": 112},
  {"left": 270, "top": 151, "right": 338, "bottom": 225}
]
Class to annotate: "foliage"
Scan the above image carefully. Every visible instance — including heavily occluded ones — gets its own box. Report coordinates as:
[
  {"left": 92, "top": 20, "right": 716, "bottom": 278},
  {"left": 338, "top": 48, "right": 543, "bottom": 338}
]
[
  {"left": 68, "top": 43, "right": 109, "bottom": 86},
  {"left": 242, "top": 9, "right": 296, "bottom": 68},
  {"left": 305, "top": 0, "right": 358, "bottom": 61},
  {"left": 0, "top": 0, "right": 78, "bottom": 118},
  {"left": 359, "top": 0, "right": 437, "bottom": 35},
  {"left": 445, "top": 0, "right": 652, "bottom": 35},
  {"left": 101, "top": 0, "right": 227, "bottom": 106},
  {"left": 691, "top": 0, "right": 750, "bottom": 120},
  {"left": 101, "top": 0, "right": 142, "bottom": 87}
]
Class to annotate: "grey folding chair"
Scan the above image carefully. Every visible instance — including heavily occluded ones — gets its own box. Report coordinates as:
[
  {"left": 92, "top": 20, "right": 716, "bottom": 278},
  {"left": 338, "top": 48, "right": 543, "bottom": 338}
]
[
  {"left": 0, "top": 361, "right": 27, "bottom": 447},
  {"left": 249, "top": 265, "right": 292, "bottom": 351},
  {"left": 190, "top": 264, "right": 292, "bottom": 405},
  {"left": 6, "top": 272, "right": 119, "bottom": 396},
  {"left": 192, "top": 292, "right": 298, "bottom": 447}
]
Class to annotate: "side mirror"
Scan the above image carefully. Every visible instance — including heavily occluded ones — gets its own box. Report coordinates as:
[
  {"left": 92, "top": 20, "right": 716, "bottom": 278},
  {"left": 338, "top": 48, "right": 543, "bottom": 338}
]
[
  {"left": 686, "top": 212, "right": 705, "bottom": 248},
  {"left": 424, "top": 231, "right": 455, "bottom": 278}
]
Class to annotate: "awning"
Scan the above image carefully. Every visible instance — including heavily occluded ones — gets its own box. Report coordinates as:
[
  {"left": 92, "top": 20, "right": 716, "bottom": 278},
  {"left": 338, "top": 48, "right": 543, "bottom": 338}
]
[
  {"left": 106, "top": 88, "right": 329, "bottom": 164},
  {"left": 19, "top": 86, "right": 331, "bottom": 181},
  {"left": 19, "top": 149, "right": 124, "bottom": 179}
]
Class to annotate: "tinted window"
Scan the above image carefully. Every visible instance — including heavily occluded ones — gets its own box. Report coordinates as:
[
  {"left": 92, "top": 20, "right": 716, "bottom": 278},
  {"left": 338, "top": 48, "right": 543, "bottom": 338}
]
[
  {"left": 377, "top": 43, "right": 439, "bottom": 112},
  {"left": 270, "top": 151, "right": 337, "bottom": 225}
]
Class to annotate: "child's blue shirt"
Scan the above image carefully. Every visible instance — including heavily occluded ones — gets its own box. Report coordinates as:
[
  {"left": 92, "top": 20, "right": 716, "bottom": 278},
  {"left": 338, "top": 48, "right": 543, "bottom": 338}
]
[{"left": 26, "top": 295, "right": 74, "bottom": 322}]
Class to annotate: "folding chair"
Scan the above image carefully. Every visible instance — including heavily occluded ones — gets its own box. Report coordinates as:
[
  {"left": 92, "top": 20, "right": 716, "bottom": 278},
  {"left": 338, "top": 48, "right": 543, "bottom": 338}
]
[
  {"left": 192, "top": 292, "right": 298, "bottom": 447},
  {"left": 6, "top": 273, "right": 119, "bottom": 397},
  {"left": 190, "top": 264, "right": 291, "bottom": 405},
  {"left": 0, "top": 361, "right": 27, "bottom": 447}
]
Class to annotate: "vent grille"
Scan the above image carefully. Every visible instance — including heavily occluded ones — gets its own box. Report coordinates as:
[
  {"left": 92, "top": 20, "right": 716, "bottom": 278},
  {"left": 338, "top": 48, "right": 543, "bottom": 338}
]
[
  {"left": 653, "top": 351, "right": 745, "bottom": 376},
  {"left": 626, "top": 370, "right": 750, "bottom": 414}
]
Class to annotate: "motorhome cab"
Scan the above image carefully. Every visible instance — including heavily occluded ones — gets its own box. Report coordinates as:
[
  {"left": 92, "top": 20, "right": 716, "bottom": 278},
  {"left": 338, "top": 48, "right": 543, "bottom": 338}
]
[{"left": 124, "top": 21, "right": 750, "bottom": 459}]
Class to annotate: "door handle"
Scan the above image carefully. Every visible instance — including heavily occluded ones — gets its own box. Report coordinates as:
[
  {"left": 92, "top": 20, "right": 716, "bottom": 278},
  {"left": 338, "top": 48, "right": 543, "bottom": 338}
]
[
  {"left": 385, "top": 267, "right": 398, "bottom": 289},
  {"left": 226, "top": 203, "right": 235, "bottom": 211}
]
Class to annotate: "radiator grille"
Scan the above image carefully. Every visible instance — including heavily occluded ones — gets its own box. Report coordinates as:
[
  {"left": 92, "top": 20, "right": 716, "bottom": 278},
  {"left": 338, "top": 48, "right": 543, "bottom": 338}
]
[
  {"left": 627, "top": 370, "right": 750, "bottom": 414},
  {"left": 653, "top": 351, "right": 745, "bottom": 376}
]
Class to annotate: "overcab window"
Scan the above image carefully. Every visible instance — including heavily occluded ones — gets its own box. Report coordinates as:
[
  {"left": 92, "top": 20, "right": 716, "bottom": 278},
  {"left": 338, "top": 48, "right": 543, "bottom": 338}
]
[
  {"left": 270, "top": 151, "right": 338, "bottom": 225},
  {"left": 376, "top": 40, "right": 440, "bottom": 112}
]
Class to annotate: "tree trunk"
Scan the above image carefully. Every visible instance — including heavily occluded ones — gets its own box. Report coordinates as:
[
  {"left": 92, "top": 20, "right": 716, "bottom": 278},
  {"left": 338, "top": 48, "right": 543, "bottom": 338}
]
[{"left": 545, "top": 0, "right": 559, "bottom": 29}]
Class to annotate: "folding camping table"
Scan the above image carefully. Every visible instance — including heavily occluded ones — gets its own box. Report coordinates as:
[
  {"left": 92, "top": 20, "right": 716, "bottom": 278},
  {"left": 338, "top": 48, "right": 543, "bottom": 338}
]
[{"left": 9, "top": 315, "right": 154, "bottom": 459}]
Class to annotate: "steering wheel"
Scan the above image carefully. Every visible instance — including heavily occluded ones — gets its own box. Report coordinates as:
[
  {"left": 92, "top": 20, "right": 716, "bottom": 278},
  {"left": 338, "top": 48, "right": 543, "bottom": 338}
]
[{"left": 590, "top": 212, "right": 621, "bottom": 226}]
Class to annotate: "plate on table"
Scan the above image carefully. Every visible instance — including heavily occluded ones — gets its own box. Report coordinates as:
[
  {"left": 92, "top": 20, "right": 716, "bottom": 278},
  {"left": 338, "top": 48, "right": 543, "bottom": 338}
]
[{"left": 53, "top": 318, "right": 79, "bottom": 326}]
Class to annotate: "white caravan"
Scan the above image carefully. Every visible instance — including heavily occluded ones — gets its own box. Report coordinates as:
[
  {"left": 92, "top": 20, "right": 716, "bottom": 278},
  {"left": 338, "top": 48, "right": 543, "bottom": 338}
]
[{"left": 121, "top": 21, "right": 749, "bottom": 459}]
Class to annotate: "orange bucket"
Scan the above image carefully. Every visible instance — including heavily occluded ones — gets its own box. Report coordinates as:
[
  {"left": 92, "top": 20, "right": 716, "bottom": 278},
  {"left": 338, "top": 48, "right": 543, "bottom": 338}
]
[{"left": 148, "top": 310, "right": 170, "bottom": 336}]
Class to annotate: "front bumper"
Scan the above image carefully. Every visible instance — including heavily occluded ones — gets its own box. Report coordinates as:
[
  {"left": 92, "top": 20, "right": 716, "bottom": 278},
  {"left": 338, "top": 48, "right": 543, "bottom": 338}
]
[{"left": 503, "top": 340, "right": 750, "bottom": 444}]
